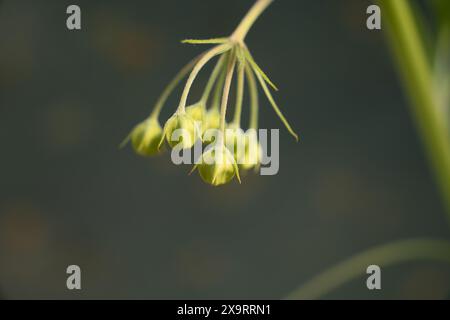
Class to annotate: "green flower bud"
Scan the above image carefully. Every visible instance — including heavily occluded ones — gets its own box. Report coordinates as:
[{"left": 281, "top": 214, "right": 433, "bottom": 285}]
[
  {"left": 201, "top": 109, "right": 221, "bottom": 145},
  {"left": 240, "top": 131, "right": 262, "bottom": 170},
  {"left": 130, "top": 118, "right": 164, "bottom": 157},
  {"left": 186, "top": 102, "right": 205, "bottom": 123},
  {"left": 204, "top": 108, "right": 221, "bottom": 131},
  {"left": 162, "top": 112, "right": 200, "bottom": 149},
  {"left": 196, "top": 144, "right": 241, "bottom": 186},
  {"left": 224, "top": 123, "right": 246, "bottom": 162}
]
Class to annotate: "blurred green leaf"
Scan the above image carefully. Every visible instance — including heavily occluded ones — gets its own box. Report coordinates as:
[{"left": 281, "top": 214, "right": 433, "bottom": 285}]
[
  {"left": 433, "top": 26, "right": 450, "bottom": 130},
  {"left": 433, "top": 0, "right": 450, "bottom": 25}
]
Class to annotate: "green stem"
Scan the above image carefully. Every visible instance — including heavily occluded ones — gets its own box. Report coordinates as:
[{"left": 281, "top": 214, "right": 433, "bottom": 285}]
[
  {"left": 286, "top": 238, "right": 450, "bottom": 300},
  {"left": 233, "top": 61, "right": 245, "bottom": 126},
  {"left": 220, "top": 53, "right": 237, "bottom": 138},
  {"left": 231, "top": 0, "right": 273, "bottom": 42},
  {"left": 200, "top": 55, "right": 226, "bottom": 105},
  {"left": 379, "top": 0, "right": 450, "bottom": 223},
  {"left": 246, "top": 64, "right": 259, "bottom": 129},
  {"left": 177, "top": 43, "right": 231, "bottom": 113},
  {"left": 150, "top": 55, "right": 200, "bottom": 119},
  {"left": 211, "top": 62, "right": 227, "bottom": 111}
]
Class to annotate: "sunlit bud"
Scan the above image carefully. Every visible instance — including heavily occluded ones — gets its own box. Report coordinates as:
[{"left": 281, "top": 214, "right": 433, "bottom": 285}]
[
  {"left": 196, "top": 144, "right": 241, "bottom": 186},
  {"left": 162, "top": 112, "right": 200, "bottom": 149}
]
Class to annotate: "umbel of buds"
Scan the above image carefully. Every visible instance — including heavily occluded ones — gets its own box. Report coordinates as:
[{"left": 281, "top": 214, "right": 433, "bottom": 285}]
[{"left": 122, "top": 0, "right": 298, "bottom": 186}]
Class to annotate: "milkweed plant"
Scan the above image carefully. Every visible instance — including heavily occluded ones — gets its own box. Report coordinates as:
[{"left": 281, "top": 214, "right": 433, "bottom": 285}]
[{"left": 121, "top": 0, "right": 298, "bottom": 186}]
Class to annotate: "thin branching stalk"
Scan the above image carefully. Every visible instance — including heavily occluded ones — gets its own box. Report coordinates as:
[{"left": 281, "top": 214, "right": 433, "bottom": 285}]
[
  {"left": 200, "top": 55, "right": 226, "bottom": 105},
  {"left": 212, "top": 61, "right": 228, "bottom": 110},
  {"left": 150, "top": 56, "right": 201, "bottom": 119},
  {"left": 220, "top": 54, "right": 237, "bottom": 137},
  {"left": 246, "top": 64, "right": 259, "bottom": 129},
  {"left": 177, "top": 43, "right": 231, "bottom": 113},
  {"left": 233, "top": 61, "right": 246, "bottom": 125}
]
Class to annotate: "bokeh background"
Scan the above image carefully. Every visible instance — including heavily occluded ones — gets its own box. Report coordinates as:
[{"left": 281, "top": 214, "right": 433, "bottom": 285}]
[{"left": 1, "top": 0, "right": 449, "bottom": 299}]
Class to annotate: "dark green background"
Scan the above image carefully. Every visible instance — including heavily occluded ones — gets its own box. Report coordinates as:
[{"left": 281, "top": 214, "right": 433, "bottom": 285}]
[{"left": 0, "top": 0, "right": 449, "bottom": 299}]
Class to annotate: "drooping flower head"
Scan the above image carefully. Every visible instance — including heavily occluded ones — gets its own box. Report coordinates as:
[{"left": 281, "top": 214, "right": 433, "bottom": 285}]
[{"left": 123, "top": 0, "right": 299, "bottom": 187}]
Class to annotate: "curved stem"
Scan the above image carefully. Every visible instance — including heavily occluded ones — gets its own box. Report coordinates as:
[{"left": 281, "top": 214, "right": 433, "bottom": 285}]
[
  {"left": 233, "top": 61, "right": 245, "bottom": 126},
  {"left": 150, "top": 55, "right": 201, "bottom": 119},
  {"left": 231, "top": 0, "right": 273, "bottom": 42},
  {"left": 177, "top": 43, "right": 231, "bottom": 113},
  {"left": 220, "top": 53, "right": 237, "bottom": 139},
  {"left": 200, "top": 55, "right": 226, "bottom": 105},
  {"left": 379, "top": 0, "right": 450, "bottom": 223},
  {"left": 286, "top": 238, "right": 450, "bottom": 300},
  {"left": 246, "top": 64, "right": 259, "bottom": 129}
]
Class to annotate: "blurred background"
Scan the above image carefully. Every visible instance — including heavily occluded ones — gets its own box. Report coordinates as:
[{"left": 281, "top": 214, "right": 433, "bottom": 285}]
[{"left": 0, "top": 0, "right": 449, "bottom": 299}]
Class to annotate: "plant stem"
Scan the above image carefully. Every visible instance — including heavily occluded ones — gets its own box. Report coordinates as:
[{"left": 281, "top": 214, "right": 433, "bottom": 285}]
[
  {"left": 212, "top": 61, "right": 228, "bottom": 111},
  {"left": 177, "top": 43, "right": 231, "bottom": 113},
  {"left": 233, "top": 61, "right": 245, "bottom": 125},
  {"left": 150, "top": 56, "right": 200, "bottom": 119},
  {"left": 231, "top": 0, "right": 273, "bottom": 42},
  {"left": 200, "top": 55, "right": 226, "bottom": 105},
  {"left": 220, "top": 53, "right": 237, "bottom": 138},
  {"left": 286, "top": 238, "right": 450, "bottom": 300},
  {"left": 246, "top": 64, "right": 259, "bottom": 129},
  {"left": 379, "top": 0, "right": 450, "bottom": 223}
]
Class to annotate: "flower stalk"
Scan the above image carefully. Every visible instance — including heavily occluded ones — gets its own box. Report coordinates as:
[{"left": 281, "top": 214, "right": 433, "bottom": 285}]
[
  {"left": 177, "top": 43, "right": 231, "bottom": 113},
  {"left": 220, "top": 53, "right": 237, "bottom": 137},
  {"left": 231, "top": 0, "right": 273, "bottom": 43},
  {"left": 200, "top": 55, "right": 226, "bottom": 105},
  {"left": 150, "top": 56, "right": 200, "bottom": 120},
  {"left": 233, "top": 61, "right": 246, "bottom": 126},
  {"left": 246, "top": 64, "right": 259, "bottom": 129},
  {"left": 379, "top": 0, "right": 450, "bottom": 222}
]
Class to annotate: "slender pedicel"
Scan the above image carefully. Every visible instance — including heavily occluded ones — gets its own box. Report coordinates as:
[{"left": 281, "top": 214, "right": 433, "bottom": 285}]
[{"left": 177, "top": 44, "right": 232, "bottom": 113}]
